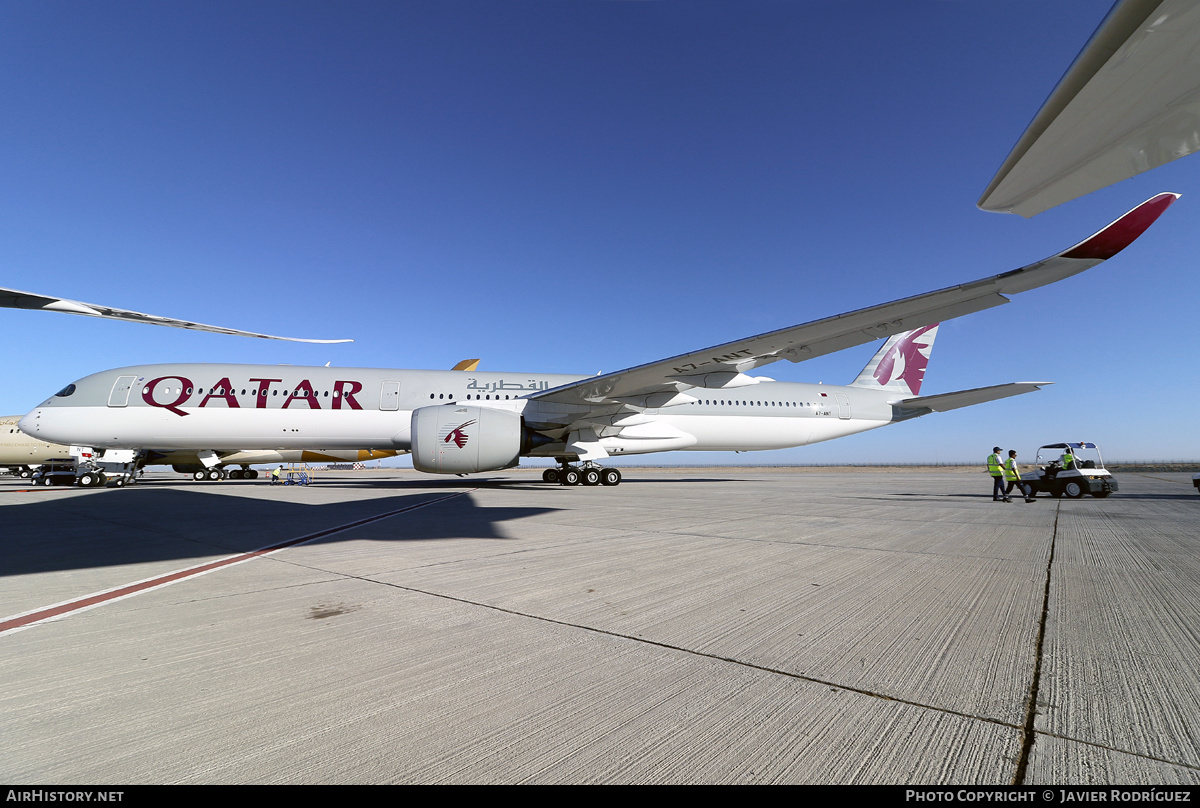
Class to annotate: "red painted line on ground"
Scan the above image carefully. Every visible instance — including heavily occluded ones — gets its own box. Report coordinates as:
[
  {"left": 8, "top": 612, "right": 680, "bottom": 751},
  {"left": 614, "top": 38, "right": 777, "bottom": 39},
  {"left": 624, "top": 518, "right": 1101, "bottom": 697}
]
[{"left": 0, "top": 489, "right": 474, "bottom": 635}]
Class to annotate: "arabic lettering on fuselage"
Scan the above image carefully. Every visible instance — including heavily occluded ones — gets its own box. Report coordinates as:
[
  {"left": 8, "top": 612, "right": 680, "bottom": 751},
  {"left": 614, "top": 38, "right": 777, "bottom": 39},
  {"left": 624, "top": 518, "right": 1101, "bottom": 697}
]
[
  {"left": 135, "top": 375, "right": 550, "bottom": 417},
  {"left": 464, "top": 378, "right": 550, "bottom": 393}
]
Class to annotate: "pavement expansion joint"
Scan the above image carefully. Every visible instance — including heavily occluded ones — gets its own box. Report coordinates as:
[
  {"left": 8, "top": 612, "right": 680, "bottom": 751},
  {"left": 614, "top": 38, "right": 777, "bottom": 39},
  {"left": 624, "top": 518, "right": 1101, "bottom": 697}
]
[{"left": 1013, "top": 501, "right": 1058, "bottom": 785}]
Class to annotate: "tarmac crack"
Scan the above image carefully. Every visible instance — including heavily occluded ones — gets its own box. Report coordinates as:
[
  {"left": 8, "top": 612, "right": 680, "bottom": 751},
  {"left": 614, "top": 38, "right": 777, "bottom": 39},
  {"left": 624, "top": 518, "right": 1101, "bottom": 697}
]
[
  {"left": 1012, "top": 499, "right": 1058, "bottom": 785},
  {"left": 327, "top": 569, "right": 1025, "bottom": 734}
]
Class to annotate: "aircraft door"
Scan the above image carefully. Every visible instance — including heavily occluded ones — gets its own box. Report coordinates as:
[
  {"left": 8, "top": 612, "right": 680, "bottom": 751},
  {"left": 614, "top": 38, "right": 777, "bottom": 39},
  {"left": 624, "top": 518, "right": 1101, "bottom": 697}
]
[
  {"left": 379, "top": 381, "right": 401, "bottom": 411},
  {"left": 834, "top": 393, "right": 851, "bottom": 420},
  {"left": 108, "top": 375, "right": 138, "bottom": 407}
]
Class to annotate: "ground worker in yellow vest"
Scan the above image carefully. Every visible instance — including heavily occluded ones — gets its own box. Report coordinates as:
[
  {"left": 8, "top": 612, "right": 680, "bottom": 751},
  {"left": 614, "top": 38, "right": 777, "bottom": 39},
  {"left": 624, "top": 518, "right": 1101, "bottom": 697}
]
[
  {"left": 271, "top": 465, "right": 283, "bottom": 485},
  {"left": 1004, "top": 449, "right": 1036, "bottom": 503},
  {"left": 987, "top": 446, "right": 1008, "bottom": 501},
  {"left": 1060, "top": 447, "right": 1076, "bottom": 470}
]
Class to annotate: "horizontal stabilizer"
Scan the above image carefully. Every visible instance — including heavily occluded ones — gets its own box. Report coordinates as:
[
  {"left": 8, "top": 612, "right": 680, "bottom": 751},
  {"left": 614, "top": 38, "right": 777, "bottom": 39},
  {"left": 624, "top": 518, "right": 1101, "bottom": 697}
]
[
  {"left": 895, "top": 382, "right": 1051, "bottom": 413},
  {"left": 0, "top": 286, "right": 352, "bottom": 343}
]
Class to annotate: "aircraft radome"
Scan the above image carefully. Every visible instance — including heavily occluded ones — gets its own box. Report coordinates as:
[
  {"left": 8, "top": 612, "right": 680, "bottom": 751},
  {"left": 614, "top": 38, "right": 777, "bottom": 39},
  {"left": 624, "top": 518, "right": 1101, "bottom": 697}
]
[
  {"left": 19, "top": 195, "right": 1177, "bottom": 487},
  {"left": 979, "top": 0, "right": 1200, "bottom": 217}
]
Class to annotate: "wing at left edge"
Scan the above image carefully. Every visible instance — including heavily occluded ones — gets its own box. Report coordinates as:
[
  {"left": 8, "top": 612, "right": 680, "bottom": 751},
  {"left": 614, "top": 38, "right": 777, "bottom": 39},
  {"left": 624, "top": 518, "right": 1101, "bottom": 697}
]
[
  {"left": 528, "top": 193, "right": 1176, "bottom": 410},
  {"left": 979, "top": 0, "right": 1200, "bottom": 217},
  {"left": 0, "top": 286, "right": 352, "bottom": 343}
]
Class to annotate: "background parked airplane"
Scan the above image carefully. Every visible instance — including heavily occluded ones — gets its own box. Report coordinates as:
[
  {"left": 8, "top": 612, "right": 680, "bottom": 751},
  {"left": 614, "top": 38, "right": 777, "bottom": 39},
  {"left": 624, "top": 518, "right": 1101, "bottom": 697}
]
[
  {"left": 1, "top": 415, "right": 394, "bottom": 480},
  {"left": 19, "top": 195, "right": 1175, "bottom": 486}
]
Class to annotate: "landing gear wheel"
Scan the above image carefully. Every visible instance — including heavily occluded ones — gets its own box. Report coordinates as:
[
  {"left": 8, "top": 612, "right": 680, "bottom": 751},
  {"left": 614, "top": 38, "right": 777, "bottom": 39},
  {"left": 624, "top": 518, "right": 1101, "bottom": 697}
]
[
  {"left": 542, "top": 468, "right": 559, "bottom": 484},
  {"left": 193, "top": 470, "right": 207, "bottom": 482},
  {"left": 247, "top": 469, "right": 259, "bottom": 479},
  {"left": 1064, "top": 480, "right": 1085, "bottom": 498},
  {"left": 18, "top": 468, "right": 30, "bottom": 479},
  {"left": 228, "top": 469, "right": 243, "bottom": 480},
  {"left": 600, "top": 468, "right": 621, "bottom": 486},
  {"left": 206, "top": 469, "right": 222, "bottom": 482},
  {"left": 78, "top": 472, "right": 96, "bottom": 487},
  {"left": 581, "top": 468, "right": 601, "bottom": 486},
  {"left": 561, "top": 468, "right": 581, "bottom": 486}
]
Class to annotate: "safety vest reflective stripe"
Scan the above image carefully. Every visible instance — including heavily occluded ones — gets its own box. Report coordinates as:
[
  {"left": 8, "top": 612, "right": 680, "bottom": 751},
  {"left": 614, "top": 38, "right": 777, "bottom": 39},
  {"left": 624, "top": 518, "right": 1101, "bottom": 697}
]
[{"left": 987, "top": 454, "right": 1003, "bottom": 475}]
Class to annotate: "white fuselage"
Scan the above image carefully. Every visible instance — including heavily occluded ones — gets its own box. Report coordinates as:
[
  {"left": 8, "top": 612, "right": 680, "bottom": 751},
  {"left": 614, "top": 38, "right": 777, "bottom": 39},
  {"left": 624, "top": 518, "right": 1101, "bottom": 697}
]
[{"left": 19, "top": 363, "right": 914, "bottom": 460}]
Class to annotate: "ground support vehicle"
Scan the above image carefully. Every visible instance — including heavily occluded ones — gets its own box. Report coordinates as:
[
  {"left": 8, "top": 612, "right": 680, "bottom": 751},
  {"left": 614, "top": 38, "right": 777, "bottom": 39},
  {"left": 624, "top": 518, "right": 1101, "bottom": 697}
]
[
  {"left": 29, "top": 458, "right": 80, "bottom": 486},
  {"left": 1022, "top": 442, "right": 1117, "bottom": 499},
  {"left": 1193, "top": 473, "right": 1199, "bottom": 494}
]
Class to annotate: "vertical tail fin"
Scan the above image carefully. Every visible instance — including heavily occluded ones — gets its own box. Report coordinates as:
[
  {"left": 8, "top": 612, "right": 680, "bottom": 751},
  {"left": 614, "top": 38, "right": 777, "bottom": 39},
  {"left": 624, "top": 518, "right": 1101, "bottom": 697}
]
[{"left": 849, "top": 324, "right": 938, "bottom": 396}]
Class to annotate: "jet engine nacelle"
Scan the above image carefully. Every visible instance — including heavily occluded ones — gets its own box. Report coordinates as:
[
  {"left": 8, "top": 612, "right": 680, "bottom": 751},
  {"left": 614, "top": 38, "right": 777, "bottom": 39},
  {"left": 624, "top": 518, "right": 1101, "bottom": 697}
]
[{"left": 410, "top": 404, "right": 524, "bottom": 474}]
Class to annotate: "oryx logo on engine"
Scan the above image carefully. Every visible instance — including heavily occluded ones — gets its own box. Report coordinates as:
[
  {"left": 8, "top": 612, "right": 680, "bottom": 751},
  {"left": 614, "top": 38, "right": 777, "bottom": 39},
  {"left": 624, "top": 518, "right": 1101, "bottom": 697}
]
[{"left": 441, "top": 419, "right": 477, "bottom": 449}]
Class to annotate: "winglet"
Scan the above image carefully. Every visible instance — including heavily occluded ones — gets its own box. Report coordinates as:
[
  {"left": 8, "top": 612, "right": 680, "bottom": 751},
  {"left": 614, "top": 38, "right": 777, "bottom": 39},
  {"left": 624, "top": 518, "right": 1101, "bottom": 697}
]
[{"left": 1061, "top": 193, "right": 1180, "bottom": 259}]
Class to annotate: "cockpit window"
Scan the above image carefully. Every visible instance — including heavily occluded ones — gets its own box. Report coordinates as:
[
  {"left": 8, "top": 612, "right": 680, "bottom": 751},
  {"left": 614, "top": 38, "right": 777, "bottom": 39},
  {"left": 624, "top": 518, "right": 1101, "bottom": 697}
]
[{"left": 55, "top": 384, "right": 76, "bottom": 398}]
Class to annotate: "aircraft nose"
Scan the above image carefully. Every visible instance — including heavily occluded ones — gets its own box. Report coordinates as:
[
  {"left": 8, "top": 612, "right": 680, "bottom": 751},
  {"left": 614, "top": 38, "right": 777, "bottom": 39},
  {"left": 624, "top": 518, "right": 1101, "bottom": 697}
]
[{"left": 17, "top": 411, "right": 39, "bottom": 436}]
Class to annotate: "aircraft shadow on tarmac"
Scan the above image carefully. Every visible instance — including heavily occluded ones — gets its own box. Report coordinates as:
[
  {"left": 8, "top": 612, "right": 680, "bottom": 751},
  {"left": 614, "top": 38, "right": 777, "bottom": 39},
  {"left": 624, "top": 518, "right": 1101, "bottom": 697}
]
[{"left": 0, "top": 486, "right": 561, "bottom": 577}]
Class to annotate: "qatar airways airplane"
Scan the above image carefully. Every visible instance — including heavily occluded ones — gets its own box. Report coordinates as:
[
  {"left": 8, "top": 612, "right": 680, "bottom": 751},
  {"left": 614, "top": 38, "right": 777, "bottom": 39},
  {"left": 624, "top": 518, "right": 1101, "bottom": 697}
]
[{"left": 18, "top": 194, "right": 1177, "bottom": 487}]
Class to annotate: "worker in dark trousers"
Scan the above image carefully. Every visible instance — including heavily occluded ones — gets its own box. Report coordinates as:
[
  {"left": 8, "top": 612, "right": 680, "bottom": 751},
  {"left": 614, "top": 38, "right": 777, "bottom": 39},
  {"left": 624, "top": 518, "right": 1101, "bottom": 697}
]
[
  {"left": 987, "top": 447, "right": 1009, "bottom": 502},
  {"left": 1004, "top": 450, "right": 1036, "bottom": 503}
]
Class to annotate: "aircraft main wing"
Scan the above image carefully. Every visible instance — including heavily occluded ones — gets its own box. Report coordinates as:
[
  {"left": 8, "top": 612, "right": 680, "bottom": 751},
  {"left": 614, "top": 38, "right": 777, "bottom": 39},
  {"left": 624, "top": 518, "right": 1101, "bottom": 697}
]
[
  {"left": 530, "top": 193, "right": 1176, "bottom": 409},
  {"left": 979, "top": 0, "right": 1200, "bottom": 217},
  {"left": 0, "top": 286, "right": 352, "bottom": 343},
  {"left": 894, "top": 382, "right": 1051, "bottom": 414}
]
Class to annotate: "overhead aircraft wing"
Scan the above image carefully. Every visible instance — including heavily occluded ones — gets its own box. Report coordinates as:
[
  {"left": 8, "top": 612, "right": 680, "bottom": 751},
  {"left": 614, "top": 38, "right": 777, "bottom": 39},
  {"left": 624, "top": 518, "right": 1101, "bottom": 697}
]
[
  {"left": 894, "top": 382, "right": 1051, "bottom": 414},
  {"left": 531, "top": 193, "right": 1176, "bottom": 409},
  {"left": 0, "top": 286, "right": 352, "bottom": 343},
  {"left": 979, "top": 0, "right": 1200, "bottom": 217}
]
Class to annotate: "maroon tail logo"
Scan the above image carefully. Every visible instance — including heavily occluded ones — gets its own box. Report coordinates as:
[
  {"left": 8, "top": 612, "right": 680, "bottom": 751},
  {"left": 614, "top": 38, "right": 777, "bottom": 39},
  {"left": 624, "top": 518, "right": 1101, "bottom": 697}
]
[
  {"left": 443, "top": 419, "right": 477, "bottom": 449},
  {"left": 873, "top": 325, "right": 936, "bottom": 393}
]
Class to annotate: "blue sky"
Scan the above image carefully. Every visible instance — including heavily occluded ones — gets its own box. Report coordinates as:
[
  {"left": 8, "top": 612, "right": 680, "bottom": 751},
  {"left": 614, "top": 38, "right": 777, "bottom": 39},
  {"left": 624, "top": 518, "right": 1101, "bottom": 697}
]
[{"left": 2, "top": 1, "right": 1197, "bottom": 464}]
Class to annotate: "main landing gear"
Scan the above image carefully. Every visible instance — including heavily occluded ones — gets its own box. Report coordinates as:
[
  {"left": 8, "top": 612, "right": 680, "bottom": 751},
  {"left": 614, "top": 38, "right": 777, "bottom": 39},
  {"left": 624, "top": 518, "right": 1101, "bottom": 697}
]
[{"left": 542, "top": 461, "right": 622, "bottom": 487}]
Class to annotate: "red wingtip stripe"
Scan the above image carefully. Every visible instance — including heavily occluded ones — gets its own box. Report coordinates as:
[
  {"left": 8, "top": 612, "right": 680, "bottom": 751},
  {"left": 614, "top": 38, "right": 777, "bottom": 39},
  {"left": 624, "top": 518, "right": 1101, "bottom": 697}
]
[{"left": 1061, "top": 193, "right": 1179, "bottom": 260}]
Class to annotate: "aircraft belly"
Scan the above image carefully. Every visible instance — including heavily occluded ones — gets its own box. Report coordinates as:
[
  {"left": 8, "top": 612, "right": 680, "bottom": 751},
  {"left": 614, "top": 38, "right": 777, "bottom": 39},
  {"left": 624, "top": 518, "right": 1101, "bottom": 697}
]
[
  {"left": 28, "top": 407, "right": 412, "bottom": 452},
  {"left": 653, "top": 413, "right": 891, "bottom": 451},
  {"left": 657, "top": 414, "right": 812, "bottom": 451}
]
